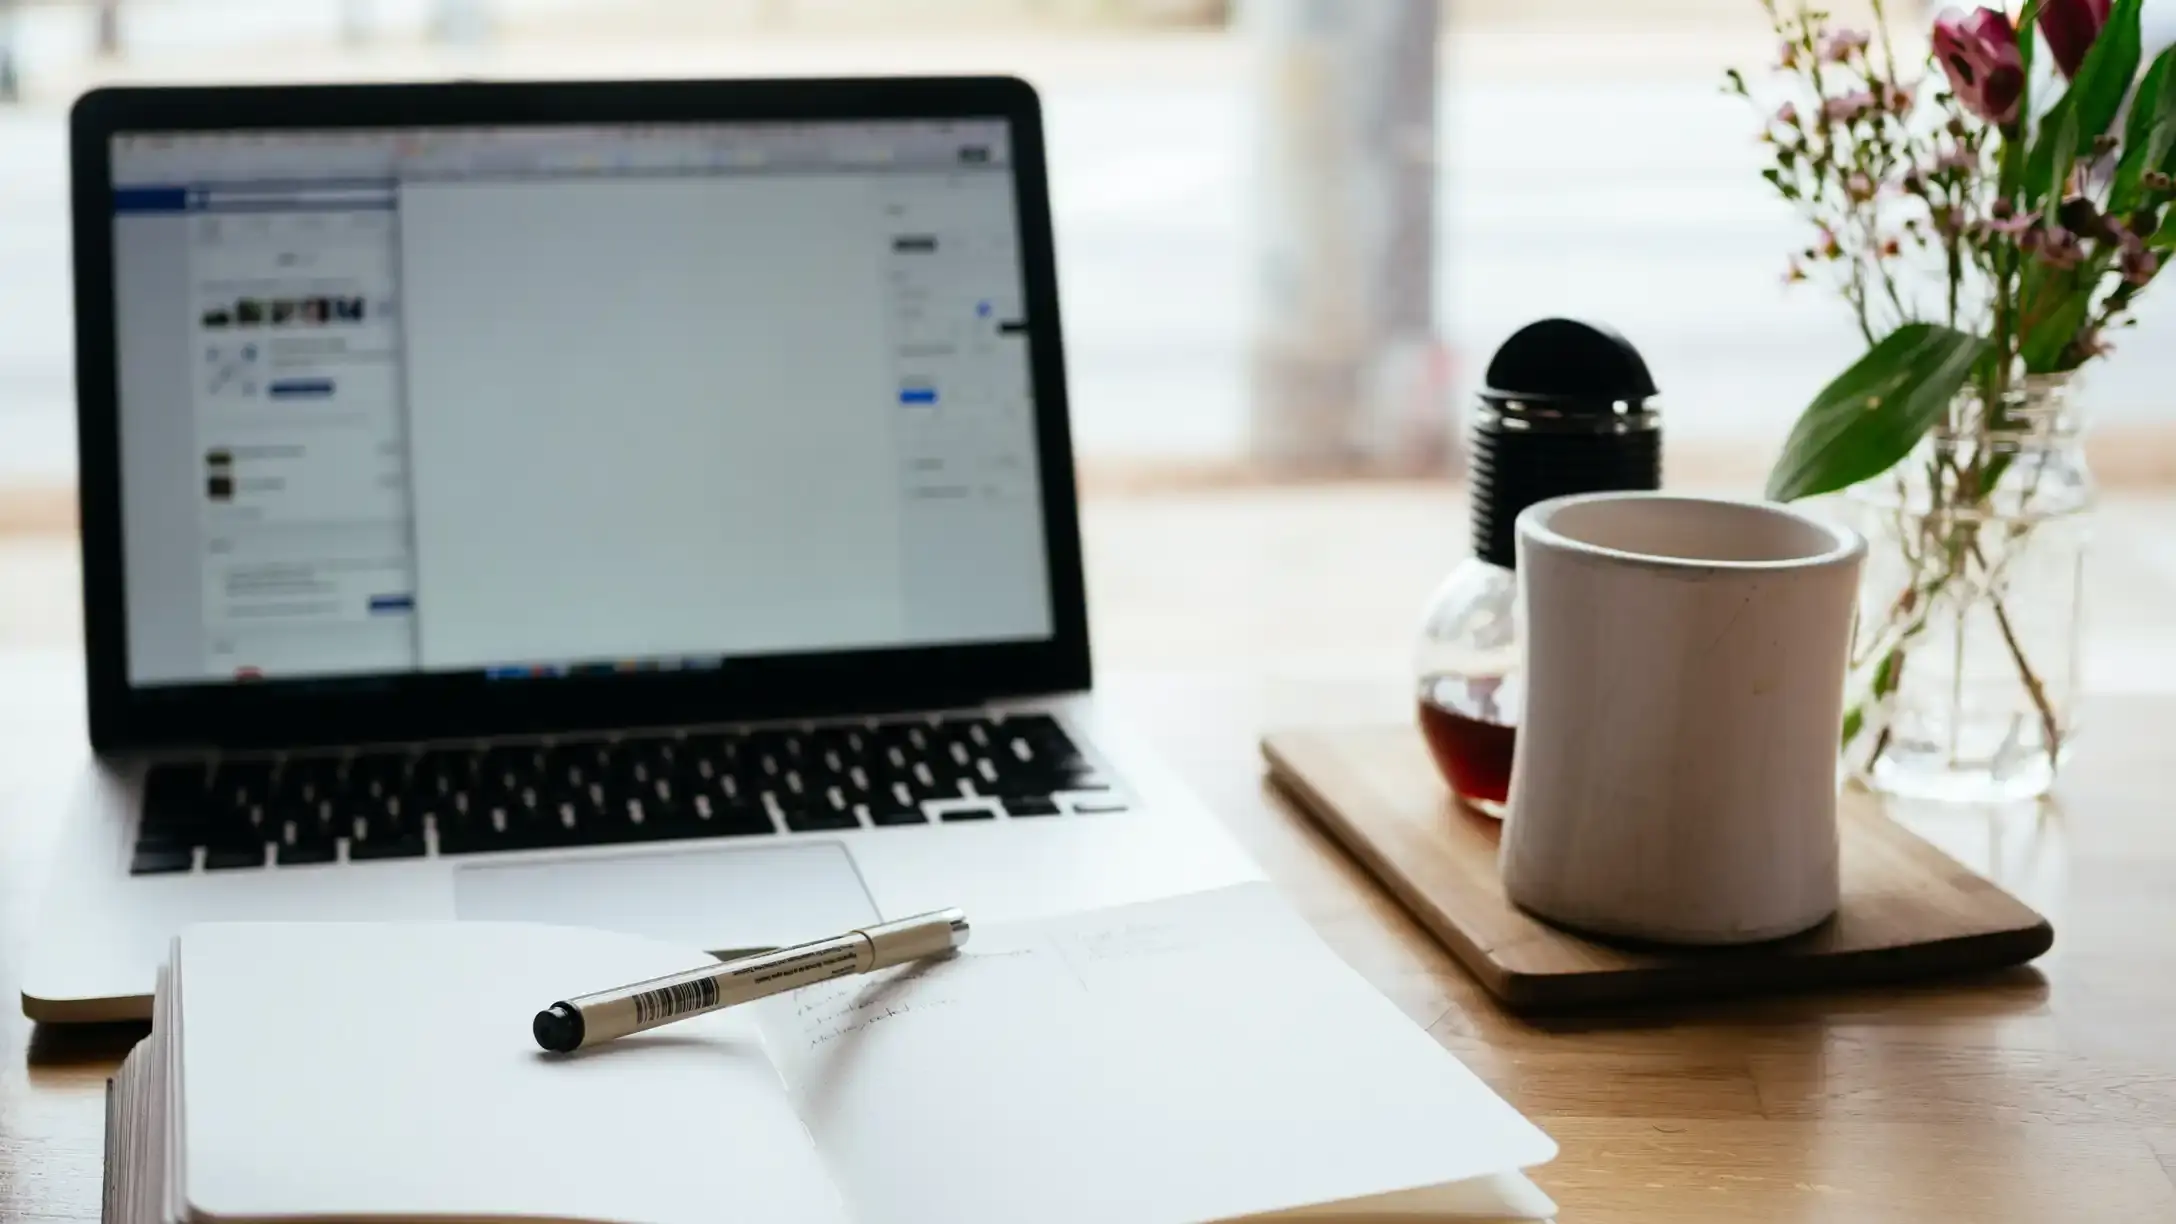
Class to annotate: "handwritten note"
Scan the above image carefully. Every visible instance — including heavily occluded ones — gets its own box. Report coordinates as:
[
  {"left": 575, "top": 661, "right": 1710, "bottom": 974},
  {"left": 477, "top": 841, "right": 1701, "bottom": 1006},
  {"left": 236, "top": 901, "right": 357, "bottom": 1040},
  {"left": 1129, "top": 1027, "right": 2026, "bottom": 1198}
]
[
  {"left": 781, "top": 949, "right": 1059, "bottom": 1054},
  {"left": 790, "top": 963, "right": 961, "bottom": 1052},
  {"left": 1067, "top": 919, "right": 1193, "bottom": 965}
]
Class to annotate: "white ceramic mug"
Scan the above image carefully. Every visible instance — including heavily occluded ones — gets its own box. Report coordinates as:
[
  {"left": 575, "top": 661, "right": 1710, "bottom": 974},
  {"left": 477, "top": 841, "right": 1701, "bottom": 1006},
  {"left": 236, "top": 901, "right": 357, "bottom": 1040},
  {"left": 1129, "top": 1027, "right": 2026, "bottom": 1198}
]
[{"left": 1499, "top": 492, "right": 1866, "bottom": 945}]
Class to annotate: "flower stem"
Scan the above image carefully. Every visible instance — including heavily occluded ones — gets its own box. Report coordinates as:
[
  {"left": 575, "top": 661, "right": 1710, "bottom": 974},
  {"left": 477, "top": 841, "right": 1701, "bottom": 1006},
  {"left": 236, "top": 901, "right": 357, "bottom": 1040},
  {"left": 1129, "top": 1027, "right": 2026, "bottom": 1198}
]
[{"left": 1970, "top": 536, "right": 2067, "bottom": 761}]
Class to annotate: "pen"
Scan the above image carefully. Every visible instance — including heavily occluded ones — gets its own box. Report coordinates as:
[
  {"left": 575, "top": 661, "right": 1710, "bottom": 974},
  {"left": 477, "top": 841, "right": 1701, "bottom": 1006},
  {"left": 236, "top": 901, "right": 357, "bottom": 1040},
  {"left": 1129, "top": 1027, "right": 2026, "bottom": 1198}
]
[{"left": 532, "top": 908, "right": 970, "bottom": 1053}]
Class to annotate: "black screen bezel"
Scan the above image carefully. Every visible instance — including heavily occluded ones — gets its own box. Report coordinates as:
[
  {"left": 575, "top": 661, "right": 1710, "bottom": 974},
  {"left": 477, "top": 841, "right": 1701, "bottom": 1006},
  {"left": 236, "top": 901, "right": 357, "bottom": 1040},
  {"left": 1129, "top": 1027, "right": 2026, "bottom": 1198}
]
[{"left": 72, "top": 76, "right": 1090, "bottom": 752}]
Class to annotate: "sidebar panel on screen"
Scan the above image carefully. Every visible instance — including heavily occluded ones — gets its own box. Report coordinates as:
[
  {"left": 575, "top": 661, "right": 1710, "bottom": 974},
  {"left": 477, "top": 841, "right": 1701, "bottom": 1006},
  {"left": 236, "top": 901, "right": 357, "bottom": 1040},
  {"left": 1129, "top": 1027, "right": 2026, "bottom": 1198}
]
[
  {"left": 112, "top": 158, "right": 424, "bottom": 686},
  {"left": 183, "top": 189, "right": 419, "bottom": 681}
]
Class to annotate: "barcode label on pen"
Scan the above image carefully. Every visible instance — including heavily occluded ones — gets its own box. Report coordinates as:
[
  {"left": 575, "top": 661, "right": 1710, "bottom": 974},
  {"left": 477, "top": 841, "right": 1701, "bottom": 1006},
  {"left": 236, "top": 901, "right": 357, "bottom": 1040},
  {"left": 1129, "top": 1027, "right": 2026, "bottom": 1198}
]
[{"left": 632, "top": 977, "right": 721, "bottom": 1024}]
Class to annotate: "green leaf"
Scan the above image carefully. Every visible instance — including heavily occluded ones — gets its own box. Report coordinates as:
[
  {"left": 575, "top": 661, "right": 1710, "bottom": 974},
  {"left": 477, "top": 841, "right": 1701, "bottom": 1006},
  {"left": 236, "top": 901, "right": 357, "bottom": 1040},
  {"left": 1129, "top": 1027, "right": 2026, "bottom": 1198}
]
[
  {"left": 1766, "top": 325, "right": 1994, "bottom": 502},
  {"left": 2022, "top": 280, "right": 2095, "bottom": 372},
  {"left": 2016, "top": 0, "right": 2049, "bottom": 87},
  {"left": 2067, "top": 0, "right": 2143, "bottom": 134},
  {"left": 2018, "top": 0, "right": 2050, "bottom": 40},
  {"left": 1873, "top": 648, "right": 1905, "bottom": 698},
  {"left": 2113, "top": 46, "right": 2176, "bottom": 208},
  {"left": 2154, "top": 212, "right": 2176, "bottom": 249},
  {"left": 2025, "top": 0, "right": 2144, "bottom": 202},
  {"left": 2042, "top": 102, "right": 2081, "bottom": 206},
  {"left": 2001, "top": 7, "right": 2039, "bottom": 201}
]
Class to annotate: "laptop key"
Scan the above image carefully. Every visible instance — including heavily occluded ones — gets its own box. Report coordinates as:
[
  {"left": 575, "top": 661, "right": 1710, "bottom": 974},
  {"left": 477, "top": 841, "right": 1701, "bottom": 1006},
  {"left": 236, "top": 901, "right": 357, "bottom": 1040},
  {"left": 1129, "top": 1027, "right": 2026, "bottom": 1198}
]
[
  {"left": 775, "top": 779, "right": 853, "bottom": 832},
  {"left": 413, "top": 748, "right": 474, "bottom": 798},
  {"left": 210, "top": 758, "right": 275, "bottom": 812},
  {"left": 1052, "top": 765, "right": 1113, "bottom": 792},
  {"left": 609, "top": 795, "right": 659, "bottom": 840},
  {"left": 275, "top": 838, "right": 337, "bottom": 867},
  {"left": 978, "top": 757, "right": 1049, "bottom": 798},
  {"left": 136, "top": 817, "right": 216, "bottom": 850},
  {"left": 203, "top": 842, "right": 268, "bottom": 870},
  {"left": 129, "top": 844, "right": 195, "bottom": 874},
  {"left": 685, "top": 793, "right": 775, "bottom": 837},
  {"left": 1002, "top": 795, "right": 1062, "bottom": 817},
  {"left": 141, "top": 761, "right": 208, "bottom": 817},
  {"left": 349, "top": 834, "right": 426, "bottom": 861},
  {"left": 300, "top": 797, "right": 343, "bottom": 844},
  {"left": 865, "top": 799, "right": 927, "bottom": 826},
  {"left": 784, "top": 807, "right": 860, "bottom": 832},
  {"left": 339, "top": 813, "right": 405, "bottom": 859},
  {"left": 434, "top": 815, "right": 492, "bottom": 856},
  {"left": 996, "top": 713, "right": 1071, "bottom": 748},
  {"left": 275, "top": 756, "right": 340, "bottom": 809}
]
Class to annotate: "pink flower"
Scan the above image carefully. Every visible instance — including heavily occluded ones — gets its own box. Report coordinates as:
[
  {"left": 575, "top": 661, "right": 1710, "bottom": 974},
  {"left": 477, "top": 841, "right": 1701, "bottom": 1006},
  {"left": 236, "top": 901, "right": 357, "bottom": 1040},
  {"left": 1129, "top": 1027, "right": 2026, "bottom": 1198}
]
[
  {"left": 1823, "top": 29, "right": 1872, "bottom": 61},
  {"left": 2110, "top": 222, "right": 2161, "bottom": 284},
  {"left": 2037, "top": 0, "right": 2111, "bottom": 80},
  {"left": 1779, "top": 39, "right": 1802, "bottom": 69},
  {"left": 1846, "top": 172, "right": 1875, "bottom": 199},
  {"left": 1775, "top": 101, "right": 1800, "bottom": 126},
  {"left": 1933, "top": 7, "right": 2025, "bottom": 126},
  {"left": 1937, "top": 145, "right": 1979, "bottom": 172},
  {"left": 1983, "top": 209, "right": 2040, "bottom": 236},
  {"left": 1823, "top": 89, "right": 1878, "bottom": 122},
  {"left": 2120, "top": 244, "right": 2159, "bottom": 285},
  {"left": 2037, "top": 227, "right": 2086, "bottom": 269}
]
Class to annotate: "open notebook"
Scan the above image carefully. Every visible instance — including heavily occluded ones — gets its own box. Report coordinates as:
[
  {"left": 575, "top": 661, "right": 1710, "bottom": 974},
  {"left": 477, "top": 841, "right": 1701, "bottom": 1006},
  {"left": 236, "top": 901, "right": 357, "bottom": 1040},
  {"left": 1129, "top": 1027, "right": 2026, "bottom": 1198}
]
[{"left": 104, "top": 883, "right": 1558, "bottom": 1223}]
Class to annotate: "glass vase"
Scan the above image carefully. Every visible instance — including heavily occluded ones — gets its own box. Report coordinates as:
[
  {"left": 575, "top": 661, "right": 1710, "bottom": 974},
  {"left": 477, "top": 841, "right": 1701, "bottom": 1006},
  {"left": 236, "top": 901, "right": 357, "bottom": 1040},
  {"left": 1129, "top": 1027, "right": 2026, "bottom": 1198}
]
[{"left": 1843, "top": 374, "right": 2091, "bottom": 803}]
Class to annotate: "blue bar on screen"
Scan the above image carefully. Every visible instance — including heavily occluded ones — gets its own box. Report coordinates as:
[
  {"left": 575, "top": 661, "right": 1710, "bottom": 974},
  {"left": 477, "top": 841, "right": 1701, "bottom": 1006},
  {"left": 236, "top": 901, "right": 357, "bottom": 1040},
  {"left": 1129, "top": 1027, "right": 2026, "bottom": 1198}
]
[{"left": 113, "top": 187, "right": 189, "bottom": 213}]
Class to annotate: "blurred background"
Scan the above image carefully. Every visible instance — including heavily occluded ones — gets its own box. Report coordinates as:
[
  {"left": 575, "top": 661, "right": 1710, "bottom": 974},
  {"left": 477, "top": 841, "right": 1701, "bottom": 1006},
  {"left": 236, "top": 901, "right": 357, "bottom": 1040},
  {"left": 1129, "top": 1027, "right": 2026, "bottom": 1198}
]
[{"left": 0, "top": 0, "right": 2172, "bottom": 523}]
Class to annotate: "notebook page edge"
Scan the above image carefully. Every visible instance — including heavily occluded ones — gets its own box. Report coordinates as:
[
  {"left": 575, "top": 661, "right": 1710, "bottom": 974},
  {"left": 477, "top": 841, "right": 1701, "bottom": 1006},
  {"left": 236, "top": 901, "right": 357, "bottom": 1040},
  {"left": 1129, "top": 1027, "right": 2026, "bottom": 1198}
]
[
  {"left": 158, "top": 953, "right": 181, "bottom": 1224},
  {"left": 1240, "top": 1169, "right": 1559, "bottom": 1221}
]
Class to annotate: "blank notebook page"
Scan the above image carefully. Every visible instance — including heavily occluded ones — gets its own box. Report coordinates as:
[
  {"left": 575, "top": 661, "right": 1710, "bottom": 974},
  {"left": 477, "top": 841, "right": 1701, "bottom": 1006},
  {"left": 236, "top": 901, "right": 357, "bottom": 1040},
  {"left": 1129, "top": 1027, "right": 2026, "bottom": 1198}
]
[{"left": 176, "top": 922, "right": 847, "bottom": 1224}]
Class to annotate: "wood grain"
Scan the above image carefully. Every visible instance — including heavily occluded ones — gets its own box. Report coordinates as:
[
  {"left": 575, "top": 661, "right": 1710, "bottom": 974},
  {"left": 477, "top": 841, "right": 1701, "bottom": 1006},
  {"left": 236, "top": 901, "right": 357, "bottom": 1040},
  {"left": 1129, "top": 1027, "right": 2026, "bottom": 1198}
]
[{"left": 1264, "top": 724, "right": 2054, "bottom": 1011}]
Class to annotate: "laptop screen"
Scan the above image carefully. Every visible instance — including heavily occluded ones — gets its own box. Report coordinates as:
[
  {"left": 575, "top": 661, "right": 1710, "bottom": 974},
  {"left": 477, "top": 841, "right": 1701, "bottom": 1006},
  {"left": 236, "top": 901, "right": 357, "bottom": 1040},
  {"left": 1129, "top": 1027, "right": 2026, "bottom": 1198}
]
[{"left": 107, "top": 119, "right": 1053, "bottom": 691}]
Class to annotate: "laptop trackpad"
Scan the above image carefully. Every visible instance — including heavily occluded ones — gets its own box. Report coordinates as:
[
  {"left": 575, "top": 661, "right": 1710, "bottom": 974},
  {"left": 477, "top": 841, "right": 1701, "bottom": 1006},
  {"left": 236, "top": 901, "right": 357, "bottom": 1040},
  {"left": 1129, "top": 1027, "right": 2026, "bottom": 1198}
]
[{"left": 451, "top": 842, "right": 880, "bottom": 955}]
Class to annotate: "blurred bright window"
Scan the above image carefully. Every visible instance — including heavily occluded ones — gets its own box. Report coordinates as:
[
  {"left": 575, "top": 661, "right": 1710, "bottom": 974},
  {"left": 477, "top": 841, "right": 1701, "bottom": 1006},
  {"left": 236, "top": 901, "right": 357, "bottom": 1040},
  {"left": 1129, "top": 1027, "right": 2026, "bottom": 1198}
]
[{"left": 0, "top": 0, "right": 2170, "bottom": 510}]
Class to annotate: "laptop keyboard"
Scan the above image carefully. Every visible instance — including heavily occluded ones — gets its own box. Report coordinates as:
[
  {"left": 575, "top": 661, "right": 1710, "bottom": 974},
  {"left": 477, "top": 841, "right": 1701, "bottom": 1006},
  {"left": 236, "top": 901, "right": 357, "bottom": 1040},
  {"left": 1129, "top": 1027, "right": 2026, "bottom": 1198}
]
[{"left": 129, "top": 713, "right": 1126, "bottom": 874}]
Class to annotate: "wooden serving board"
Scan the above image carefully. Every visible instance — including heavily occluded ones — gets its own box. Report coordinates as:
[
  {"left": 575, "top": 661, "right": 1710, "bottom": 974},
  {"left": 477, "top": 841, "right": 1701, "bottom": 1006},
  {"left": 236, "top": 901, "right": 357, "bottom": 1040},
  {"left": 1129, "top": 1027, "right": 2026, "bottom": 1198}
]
[{"left": 1263, "top": 724, "right": 2054, "bottom": 1011}]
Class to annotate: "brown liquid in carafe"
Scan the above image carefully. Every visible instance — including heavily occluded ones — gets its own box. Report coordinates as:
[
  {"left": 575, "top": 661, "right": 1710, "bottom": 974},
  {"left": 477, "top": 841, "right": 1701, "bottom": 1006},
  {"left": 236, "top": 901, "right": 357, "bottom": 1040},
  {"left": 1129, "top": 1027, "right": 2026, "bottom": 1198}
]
[{"left": 1416, "top": 675, "right": 1517, "bottom": 814}]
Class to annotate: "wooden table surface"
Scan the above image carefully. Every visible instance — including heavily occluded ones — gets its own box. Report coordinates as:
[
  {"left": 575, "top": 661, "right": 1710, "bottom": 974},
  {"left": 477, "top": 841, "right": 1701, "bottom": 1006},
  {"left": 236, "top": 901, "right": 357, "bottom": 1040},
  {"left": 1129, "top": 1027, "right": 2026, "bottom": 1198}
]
[{"left": 3, "top": 485, "right": 2174, "bottom": 1221}]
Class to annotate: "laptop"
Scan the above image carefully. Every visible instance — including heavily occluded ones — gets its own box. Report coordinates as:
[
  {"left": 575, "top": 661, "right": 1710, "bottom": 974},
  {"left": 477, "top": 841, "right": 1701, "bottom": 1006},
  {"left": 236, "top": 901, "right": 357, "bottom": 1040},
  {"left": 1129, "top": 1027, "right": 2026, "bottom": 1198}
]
[{"left": 25, "top": 77, "right": 1261, "bottom": 1023}]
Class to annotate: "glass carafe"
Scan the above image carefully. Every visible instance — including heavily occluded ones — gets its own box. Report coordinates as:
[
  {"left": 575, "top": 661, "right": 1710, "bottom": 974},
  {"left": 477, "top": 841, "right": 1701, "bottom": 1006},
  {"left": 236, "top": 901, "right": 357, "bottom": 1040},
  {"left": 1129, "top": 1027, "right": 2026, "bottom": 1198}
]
[{"left": 1412, "top": 318, "right": 1661, "bottom": 817}]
